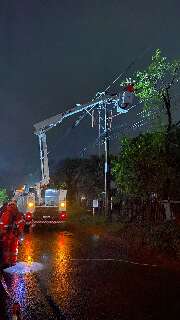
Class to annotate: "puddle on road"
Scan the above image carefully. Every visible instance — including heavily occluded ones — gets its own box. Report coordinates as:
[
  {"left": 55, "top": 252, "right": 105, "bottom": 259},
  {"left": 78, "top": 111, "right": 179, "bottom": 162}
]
[{"left": 3, "top": 261, "right": 44, "bottom": 274}]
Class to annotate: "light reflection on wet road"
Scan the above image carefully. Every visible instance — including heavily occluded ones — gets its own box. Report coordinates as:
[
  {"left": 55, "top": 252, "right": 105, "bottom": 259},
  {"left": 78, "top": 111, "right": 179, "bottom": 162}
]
[{"left": 4, "top": 228, "right": 180, "bottom": 320}]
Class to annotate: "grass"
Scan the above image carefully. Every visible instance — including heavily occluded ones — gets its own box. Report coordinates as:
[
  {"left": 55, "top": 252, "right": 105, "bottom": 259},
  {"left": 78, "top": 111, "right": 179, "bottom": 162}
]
[{"left": 67, "top": 204, "right": 128, "bottom": 237}]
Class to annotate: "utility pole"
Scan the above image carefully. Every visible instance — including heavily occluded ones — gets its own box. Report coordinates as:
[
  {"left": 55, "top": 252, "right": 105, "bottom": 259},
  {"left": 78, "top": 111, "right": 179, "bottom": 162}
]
[
  {"left": 104, "top": 102, "right": 111, "bottom": 220},
  {"left": 98, "top": 109, "right": 101, "bottom": 158}
]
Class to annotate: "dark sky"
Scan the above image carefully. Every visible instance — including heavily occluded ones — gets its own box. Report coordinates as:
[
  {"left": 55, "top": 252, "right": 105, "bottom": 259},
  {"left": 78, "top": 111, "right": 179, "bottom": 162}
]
[{"left": 0, "top": 0, "right": 180, "bottom": 188}]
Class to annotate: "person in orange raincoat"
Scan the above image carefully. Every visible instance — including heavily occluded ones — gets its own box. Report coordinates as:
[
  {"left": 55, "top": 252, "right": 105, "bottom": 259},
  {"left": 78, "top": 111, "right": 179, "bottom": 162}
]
[{"left": 0, "top": 202, "right": 25, "bottom": 267}]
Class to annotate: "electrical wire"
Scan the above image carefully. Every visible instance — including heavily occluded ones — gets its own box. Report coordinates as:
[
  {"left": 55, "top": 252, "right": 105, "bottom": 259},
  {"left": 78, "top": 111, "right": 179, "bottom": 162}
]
[
  {"left": 92, "top": 47, "right": 151, "bottom": 101},
  {"left": 48, "top": 47, "right": 152, "bottom": 160},
  {"left": 80, "top": 107, "right": 161, "bottom": 156}
]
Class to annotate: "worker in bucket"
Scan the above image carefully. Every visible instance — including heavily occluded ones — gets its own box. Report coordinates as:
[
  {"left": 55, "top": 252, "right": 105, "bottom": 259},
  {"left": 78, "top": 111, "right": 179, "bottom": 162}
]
[{"left": 121, "top": 83, "right": 135, "bottom": 109}]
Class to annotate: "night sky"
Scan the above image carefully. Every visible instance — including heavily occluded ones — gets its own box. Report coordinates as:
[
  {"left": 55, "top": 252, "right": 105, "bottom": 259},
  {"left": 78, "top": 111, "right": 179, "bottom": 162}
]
[{"left": 0, "top": 0, "right": 180, "bottom": 188}]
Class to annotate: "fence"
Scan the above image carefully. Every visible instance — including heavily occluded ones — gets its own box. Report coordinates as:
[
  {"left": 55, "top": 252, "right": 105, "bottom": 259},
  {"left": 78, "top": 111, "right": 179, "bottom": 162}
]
[{"left": 113, "top": 199, "right": 166, "bottom": 224}]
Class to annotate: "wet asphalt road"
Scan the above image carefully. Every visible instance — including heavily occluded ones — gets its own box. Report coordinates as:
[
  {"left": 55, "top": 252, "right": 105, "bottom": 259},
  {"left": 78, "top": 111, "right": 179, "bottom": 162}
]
[{"left": 2, "top": 227, "right": 180, "bottom": 320}]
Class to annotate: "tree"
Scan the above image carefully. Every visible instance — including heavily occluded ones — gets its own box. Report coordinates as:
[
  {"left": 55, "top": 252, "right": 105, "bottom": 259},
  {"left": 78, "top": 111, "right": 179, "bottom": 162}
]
[
  {"left": 112, "top": 126, "right": 180, "bottom": 200},
  {"left": 120, "top": 49, "right": 180, "bottom": 198},
  {"left": 124, "top": 49, "right": 180, "bottom": 132},
  {"left": 0, "top": 188, "right": 9, "bottom": 206},
  {"left": 112, "top": 132, "right": 165, "bottom": 198}
]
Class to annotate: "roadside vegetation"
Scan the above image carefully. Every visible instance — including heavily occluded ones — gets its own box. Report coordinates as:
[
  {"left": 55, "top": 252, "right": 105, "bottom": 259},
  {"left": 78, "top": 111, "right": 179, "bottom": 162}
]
[{"left": 0, "top": 188, "right": 9, "bottom": 207}]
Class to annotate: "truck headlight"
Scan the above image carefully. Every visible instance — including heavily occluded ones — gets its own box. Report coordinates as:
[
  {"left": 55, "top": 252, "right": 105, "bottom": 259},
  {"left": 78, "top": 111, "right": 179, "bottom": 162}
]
[
  {"left": 60, "top": 201, "right": 65, "bottom": 208},
  {"left": 28, "top": 202, "right": 34, "bottom": 208}
]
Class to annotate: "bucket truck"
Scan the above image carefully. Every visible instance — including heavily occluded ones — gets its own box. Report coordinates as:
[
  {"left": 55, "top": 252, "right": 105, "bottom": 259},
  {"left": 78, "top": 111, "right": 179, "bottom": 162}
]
[{"left": 31, "top": 88, "right": 134, "bottom": 222}]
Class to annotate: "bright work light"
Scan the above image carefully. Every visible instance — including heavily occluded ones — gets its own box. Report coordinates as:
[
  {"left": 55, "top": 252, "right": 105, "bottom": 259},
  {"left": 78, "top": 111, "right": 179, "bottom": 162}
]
[
  {"left": 60, "top": 201, "right": 65, "bottom": 208},
  {"left": 28, "top": 202, "right": 34, "bottom": 208}
]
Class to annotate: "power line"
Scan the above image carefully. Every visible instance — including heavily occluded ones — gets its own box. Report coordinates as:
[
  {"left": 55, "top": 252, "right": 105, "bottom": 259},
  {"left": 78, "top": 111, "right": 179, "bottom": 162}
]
[
  {"left": 92, "top": 47, "right": 151, "bottom": 100},
  {"left": 48, "top": 47, "right": 151, "bottom": 160},
  {"left": 79, "top": 106, "right": 161, "bottom": 156}
]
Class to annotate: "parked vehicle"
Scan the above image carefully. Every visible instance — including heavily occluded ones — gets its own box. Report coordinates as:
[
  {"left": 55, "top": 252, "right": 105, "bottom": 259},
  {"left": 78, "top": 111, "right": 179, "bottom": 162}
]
[{"left": 15, "top": 187, "right": 67, "bottom": 226}]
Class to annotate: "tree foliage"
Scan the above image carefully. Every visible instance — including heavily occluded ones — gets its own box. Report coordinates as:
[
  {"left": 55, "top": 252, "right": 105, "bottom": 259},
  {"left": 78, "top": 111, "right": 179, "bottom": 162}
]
[
  {"left": 112, "top": 127, "right": 180, "bottom": 199},
  {"left": 122, "top": 49, "right": 180, "bottom": 131},
  {"left": 134, "top": 49, "right": 179, "bottom": 108},
  {"left": 0, "top": 188, "right": 9, "bottom": 206},
  {"left": 117, "top": 49, "right": 180, "bottom": 199}
]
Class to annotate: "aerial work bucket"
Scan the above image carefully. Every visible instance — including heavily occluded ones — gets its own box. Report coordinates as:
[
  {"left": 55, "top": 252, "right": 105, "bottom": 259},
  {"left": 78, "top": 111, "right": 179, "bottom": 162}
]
[{"left": 117, "top": 83, "right": 135, "bottom": 112}]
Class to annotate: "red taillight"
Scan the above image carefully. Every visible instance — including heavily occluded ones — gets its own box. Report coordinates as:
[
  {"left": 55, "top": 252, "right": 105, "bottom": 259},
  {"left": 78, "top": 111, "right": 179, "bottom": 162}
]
[
  {"left": 26, "top": 212, "right": 32, "bottom": 220},
  {"left": 59, "top": 212, "right": 67, "bottom": 220}
]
